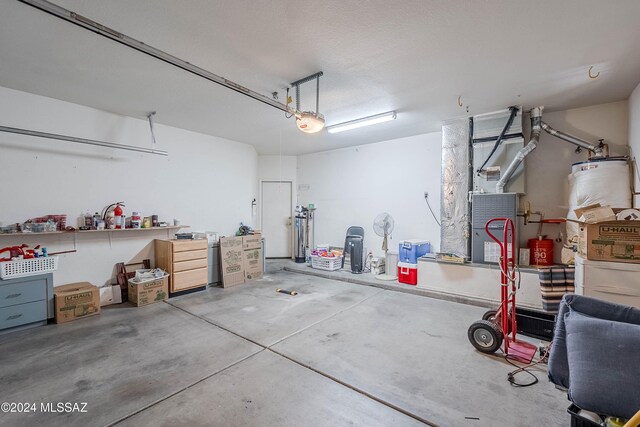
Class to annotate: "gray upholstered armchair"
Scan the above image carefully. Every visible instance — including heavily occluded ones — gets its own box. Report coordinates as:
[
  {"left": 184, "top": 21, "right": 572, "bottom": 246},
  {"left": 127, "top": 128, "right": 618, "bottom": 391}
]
[{"left": 548, "top": 294, "right": 640, "bottom": 424}]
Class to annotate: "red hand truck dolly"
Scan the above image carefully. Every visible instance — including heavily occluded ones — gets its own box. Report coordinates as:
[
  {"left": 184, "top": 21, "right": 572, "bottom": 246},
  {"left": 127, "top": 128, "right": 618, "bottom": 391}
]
[{"left": 467, "top": 218, "right": 538, "bottom": 363}]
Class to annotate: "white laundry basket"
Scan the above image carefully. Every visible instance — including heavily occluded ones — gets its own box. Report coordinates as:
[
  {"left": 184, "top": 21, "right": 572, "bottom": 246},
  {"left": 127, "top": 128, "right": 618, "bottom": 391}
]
[{"left": 0, "top": 257, "right": 59, "bottom": 279}]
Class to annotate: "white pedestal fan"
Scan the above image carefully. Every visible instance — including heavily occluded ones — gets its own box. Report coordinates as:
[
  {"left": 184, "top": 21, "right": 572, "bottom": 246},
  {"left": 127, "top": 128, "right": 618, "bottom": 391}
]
[{"left": 373, "top": 212, "right": 397, "bottom": 281}]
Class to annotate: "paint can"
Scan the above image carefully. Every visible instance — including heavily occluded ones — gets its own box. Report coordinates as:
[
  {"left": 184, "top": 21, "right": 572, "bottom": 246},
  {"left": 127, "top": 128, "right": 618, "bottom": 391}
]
[
  {"left": 131, "top": 212, "right": 142, "bottom": 229},
  {"left": 528, "top": 238, "right": 554, "bottom": 266}
]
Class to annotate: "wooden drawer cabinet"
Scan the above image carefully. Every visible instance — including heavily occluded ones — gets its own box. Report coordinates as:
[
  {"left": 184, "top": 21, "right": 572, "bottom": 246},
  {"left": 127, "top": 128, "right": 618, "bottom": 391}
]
[
  {"left": 0, "top": 273, "right": 54, "bottom": 334},
  {"left": 155, "top": 239, "right": 208, "bottom": 294},
  {"left": 174, "top": 249, "right": 207, "bottom": 262},
  {"left": 173, "top": 258, "right": 207, "bottom": 272}
]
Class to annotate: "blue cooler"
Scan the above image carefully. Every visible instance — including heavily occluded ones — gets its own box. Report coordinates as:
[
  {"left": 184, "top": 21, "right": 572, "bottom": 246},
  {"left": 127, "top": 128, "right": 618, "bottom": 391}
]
[{"left": 399, "top": 240, "right": 431, "bottom": 264}]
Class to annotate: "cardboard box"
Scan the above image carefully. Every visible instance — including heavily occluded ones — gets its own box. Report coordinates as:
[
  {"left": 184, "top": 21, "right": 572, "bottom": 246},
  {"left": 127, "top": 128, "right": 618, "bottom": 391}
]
[
  {"left": 519, "top": 248, "right": 530, "bottom": 266},
  {"left": 242, "top": 233, "right": 262, "bottom": 250},
  {"left": 54, "top": 282, "right": 101, "bottom": 324},
  {"left": 371, "top": 264, "right": 386, "bottom": 275},
  {"left": 573, "top": 205, "right": 640, "bottom": 264},
  {"left": 578, "top": 221, "right": 640, "bottom": 264},
  {"left": 243, "top": 247, "right": 263, "bottom": 281},
  {"left": 220, "top": 236, "right": 245, "bottom": 287},
  {"left": 128, "top": 275, "right": 168, "bottom": 306},
  {"left": 575, "top": 204, "right": 617, "bottom": 223}
]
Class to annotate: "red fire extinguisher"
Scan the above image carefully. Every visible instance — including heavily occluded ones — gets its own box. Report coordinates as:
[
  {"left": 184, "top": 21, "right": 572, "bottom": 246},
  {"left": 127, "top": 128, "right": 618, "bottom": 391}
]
[{"left": 114, "top": 203, "right": 124, "bottom": 229}]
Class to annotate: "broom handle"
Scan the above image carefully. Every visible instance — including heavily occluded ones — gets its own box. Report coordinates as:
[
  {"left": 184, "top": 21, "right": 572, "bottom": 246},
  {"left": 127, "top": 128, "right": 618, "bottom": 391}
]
[{"left": 624, "top": 409, "right": 640, "bottom": 427}]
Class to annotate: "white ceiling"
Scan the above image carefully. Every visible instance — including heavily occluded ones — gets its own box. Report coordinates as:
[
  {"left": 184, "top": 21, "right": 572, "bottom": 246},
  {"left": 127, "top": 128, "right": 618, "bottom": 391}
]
[{"left": 1, "top": 0, "right": 640, "bottom": 155}]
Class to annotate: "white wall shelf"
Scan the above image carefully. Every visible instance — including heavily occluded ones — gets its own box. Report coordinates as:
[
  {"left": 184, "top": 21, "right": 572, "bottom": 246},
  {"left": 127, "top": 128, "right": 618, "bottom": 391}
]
[
  {"left": 0, "top": 226, "right": 188, "bottom": 237},
  {"left": 0, "top": 226, "right": 190, "bottom": 250}
]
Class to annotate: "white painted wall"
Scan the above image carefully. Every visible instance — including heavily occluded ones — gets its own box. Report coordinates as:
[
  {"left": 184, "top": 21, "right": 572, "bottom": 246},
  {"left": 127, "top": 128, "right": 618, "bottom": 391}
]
[
  {"left": 630, "top": 83, "right": 640, "bottom": 207},
  {"left": 297, "top": 133, "right": 443, "bottom": 258},
  {"left": 296, "top": 101, "right": 629, "bottom": 264},
  {"left": 0, "top": 86, "right": 257, "bottom": 287},
  {"left": 520, "top": 100, "right": 629, "bottom": 262}
]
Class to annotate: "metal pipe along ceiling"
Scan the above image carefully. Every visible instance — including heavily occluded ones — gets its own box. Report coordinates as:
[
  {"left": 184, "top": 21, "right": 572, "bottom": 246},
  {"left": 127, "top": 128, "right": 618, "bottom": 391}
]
[
  {"left": 0, "top": 126, "right": 169, "bottom": 156},
  {"left": 540, "top": 122, "right": 603, "bottom": 154},
  {"left": 18, "top": 0, "right": 291, "bottom": 114}
]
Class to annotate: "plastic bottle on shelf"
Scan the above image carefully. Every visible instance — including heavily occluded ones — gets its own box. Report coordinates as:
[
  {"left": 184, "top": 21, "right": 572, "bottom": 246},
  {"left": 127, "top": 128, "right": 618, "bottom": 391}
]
[
  {"left": 93, "top": 212, "right": 101, "bottom": 229},
  {"left": 84, "top": 211, "right": 92, "bottom": 228}
]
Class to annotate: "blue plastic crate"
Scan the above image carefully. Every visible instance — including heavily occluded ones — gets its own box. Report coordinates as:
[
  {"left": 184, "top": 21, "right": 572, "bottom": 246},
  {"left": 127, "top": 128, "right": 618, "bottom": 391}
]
[{"left": 399, "top": 240, "right": 431, "bottom": 264}]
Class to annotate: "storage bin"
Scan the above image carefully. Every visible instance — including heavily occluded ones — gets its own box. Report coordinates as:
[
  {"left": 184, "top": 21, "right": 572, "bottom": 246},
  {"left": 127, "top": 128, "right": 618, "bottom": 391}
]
[
  {"left": 538, "top": 266, "right": 575, "bottom": 313},
  {"left": 399, "top": 240, "right": 430, "bottom": 264},
  {"left": 398, "top": 262, "right": 418, "bottom": 285},
  {"left": 311, "top": 255, "right": 343, "bottom": 272},
  {"left": 575, "top": 254, "right": 640, "bottom": 308},
  {"left": 0, "top": 257, "right": 59, "bottom": 279}
]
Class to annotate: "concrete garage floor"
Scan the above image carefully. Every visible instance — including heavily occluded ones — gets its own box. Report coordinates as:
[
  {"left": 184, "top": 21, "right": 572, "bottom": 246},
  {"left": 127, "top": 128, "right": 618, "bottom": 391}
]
[{"left": 0, "top": 268, "right": 568, "bottom": 426}]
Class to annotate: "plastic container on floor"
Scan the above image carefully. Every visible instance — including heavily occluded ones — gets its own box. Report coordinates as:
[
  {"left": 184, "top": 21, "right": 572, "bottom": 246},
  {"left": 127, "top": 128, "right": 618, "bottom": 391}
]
[
  {"left": 397, "top": 262, "right": 418, "bottom": 285},
  {"left": 399, "top": 240, "right": 431, "bottom": 264},
  {"left": 310, "top": 255, "right": 343, "bottom": 272}
]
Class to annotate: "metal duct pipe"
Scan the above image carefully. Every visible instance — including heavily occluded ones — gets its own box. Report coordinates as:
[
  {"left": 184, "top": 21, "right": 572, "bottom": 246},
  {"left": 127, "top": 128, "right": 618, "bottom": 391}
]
[
  {"left": 540, "top": 122, "right": 603, "bottom": 155},
  {"left": 496, "top": 107, "right": 543, "bottom": 193}
]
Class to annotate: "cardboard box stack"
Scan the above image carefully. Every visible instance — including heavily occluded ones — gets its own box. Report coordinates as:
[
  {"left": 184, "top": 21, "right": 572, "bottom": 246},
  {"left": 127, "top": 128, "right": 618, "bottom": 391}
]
[
  {"left": 54, "top": 282, "right": 101, "bottom": 324},
  {"left": 220, "top": 233, "right": 263, "bottom": 287}
]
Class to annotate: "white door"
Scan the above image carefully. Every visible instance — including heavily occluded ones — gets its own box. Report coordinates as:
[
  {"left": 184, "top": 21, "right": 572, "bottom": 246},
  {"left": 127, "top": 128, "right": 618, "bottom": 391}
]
[{"left": 261, "top": 181, "right": 292, "bottom": 258}]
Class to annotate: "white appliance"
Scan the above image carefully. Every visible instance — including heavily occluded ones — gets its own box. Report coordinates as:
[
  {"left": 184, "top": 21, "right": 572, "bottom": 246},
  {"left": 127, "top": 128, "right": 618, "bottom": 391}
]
[{"left": 574, "top": 255, "right": 640, "bottom": 308}]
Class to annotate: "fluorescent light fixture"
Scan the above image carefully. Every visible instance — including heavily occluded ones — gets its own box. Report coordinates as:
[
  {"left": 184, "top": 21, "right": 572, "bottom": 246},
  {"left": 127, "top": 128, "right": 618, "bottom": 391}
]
[{"left": 327, "top": 111, "right": 397, "bottom": 134}]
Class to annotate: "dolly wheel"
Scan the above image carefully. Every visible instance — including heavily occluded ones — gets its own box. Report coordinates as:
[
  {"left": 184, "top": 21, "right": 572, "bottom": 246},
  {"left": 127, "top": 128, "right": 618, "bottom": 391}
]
[
  {"left": 482, "top": 310, "right": 497, "bottom": 321},
  {"left": 468, "top": 320, "right": 503, "bottom": 354},
  {"left": 481, "top": 309, "right": 512, "bottom": 333}
]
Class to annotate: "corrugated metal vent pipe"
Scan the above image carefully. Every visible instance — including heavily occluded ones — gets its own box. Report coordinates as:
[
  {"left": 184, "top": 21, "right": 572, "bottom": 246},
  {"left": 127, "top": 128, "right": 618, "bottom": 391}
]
[
  {"left": 540, "top": 122, "right": 603, "bottom": 154},
  {"left": 496, "top": 107, "right": 542, "bottom": 193},
  {"left": 496, "top": 106, "right": 604, "bottom": 193}
]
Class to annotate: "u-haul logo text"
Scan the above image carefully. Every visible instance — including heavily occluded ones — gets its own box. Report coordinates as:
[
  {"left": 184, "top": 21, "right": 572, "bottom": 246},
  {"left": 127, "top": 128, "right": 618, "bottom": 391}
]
[
  {"left": 65, "top": 292, "right": 92, "bottom": 302},
  {"left": 600, "top": 225, "right": 640, "bottom": 236},
  {"left": 143, "top": 281, "right": 162, "bottom": 289}
]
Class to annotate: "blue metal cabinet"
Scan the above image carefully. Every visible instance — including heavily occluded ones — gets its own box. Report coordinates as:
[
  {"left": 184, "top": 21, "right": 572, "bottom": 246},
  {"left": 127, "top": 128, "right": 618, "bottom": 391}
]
[{"left": 0, "top": 273, "right": 54, "bottom": 333}]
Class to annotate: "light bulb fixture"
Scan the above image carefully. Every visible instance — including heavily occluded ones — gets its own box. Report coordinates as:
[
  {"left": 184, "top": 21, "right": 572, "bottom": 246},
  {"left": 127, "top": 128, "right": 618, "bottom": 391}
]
[
  {"left": 289, "top": 72, "right": 325, "bottom": 134},
  {"left": 296, "top": 112, "right": 325, "bottom": 133},
  {"left": 327, "top": 111, "right": 397, "bottom": 134}
]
